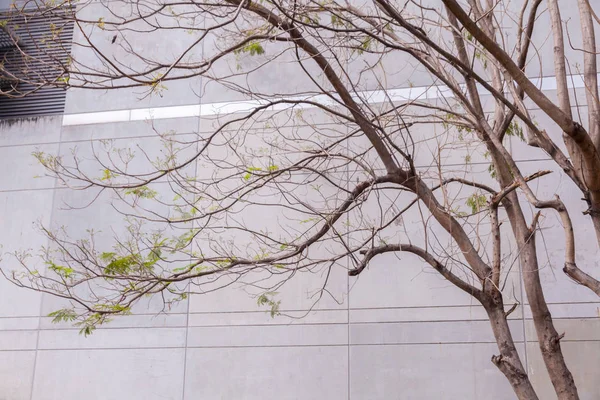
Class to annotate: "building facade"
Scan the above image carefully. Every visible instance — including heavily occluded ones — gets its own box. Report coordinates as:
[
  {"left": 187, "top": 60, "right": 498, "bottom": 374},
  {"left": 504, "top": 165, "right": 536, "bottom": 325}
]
[{"left": 0, "top": 1, "right": 599, "bottom": 399}]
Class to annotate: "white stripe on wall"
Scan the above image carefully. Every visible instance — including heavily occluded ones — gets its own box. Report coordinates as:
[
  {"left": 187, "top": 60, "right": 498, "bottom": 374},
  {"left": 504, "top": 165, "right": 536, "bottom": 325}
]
[{"left": 62, "top": 74, "right": 592, "bottom": 126}]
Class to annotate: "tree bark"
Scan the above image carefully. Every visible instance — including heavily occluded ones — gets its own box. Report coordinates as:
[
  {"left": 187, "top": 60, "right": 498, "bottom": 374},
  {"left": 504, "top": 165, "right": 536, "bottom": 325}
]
[
  {"left": 548, "top": 0, "right": 600, "bottom": 246},
  {"left": 439, "top": 2, "right": 581, "bottom": 397},
  {"left": 576, "top": 0, "right": 600, "bottom": 246},
  {"left": 505, "top": 193, "right": 579, "bottom": 400},
  {"left": 475, "top": 121, "right": 579, "bottom": 398},
  {"left": 482, "top": 290, "right": 539, "bottom": 400},
  {"left": 577, "top": 0, "right": 600, "bottom": 149},
  {"left": 443, "top": 0, "right": 600, "bottom": 211}
]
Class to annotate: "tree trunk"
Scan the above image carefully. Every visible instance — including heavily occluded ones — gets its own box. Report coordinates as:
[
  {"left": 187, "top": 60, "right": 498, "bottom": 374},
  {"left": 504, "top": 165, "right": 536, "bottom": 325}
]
[
  {"left": 591, "top": 215, "right": 600, "bottom": 250},
  {"left": 482, "top": 290, "right": 539, "bottom": 400},
  {"left": 517, "top": 228, "right": 579, "bottom": 399},
  {"left": 484, "top": 139, "right": 579, "bottom": 399},
  {"left": 503, "top": 192, "right": 580, "bottom": 400}
]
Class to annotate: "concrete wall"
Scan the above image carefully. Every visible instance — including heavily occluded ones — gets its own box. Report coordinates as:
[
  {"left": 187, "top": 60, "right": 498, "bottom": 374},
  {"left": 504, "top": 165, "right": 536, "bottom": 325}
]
[
  {"left": 1, "top": 2, "right": 600, "bottom": 399},
  {"left": 1, "top": 101, "right": 599, "bottom": 400}
]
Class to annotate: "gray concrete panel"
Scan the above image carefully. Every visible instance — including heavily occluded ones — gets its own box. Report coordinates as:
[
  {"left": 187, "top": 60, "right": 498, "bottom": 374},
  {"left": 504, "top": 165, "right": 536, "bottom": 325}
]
[
  {"left": 350, "top": 343, "right": 518, "bottom": 400},
  {"left": 187, "top": 309, "right": 347, "bottom": 327},
  {"left": 38, "top": 326, "right": 186, "bottom": 350},
  {"left": 65, "top": 3, "right": 202, "bottom": 113},
  {"left": 0, "top": 116, "right": 62, "bottom": 147},
  {"left": 41, "top": 182, "right": 192, "bottom": 317},
  {"left": 57, "top": 132, "right": 200, "bottom": 179},
  {"left": 31, "top": 348, "right": 185, "bottom": 400},
  {"left": 61, "top": 117, "right": 200, "bottom": 142},
  {"left": 525, "top": 318, "right": 600, "bottom": 343},
  {"left": 0, "top": 330, "right": 37, "bottom": 350},
  {"left": 199, "top": 31, "right": 332, "bottom": 104},
  {"left": 184, "top": 346, "right": 348, "bottom": 400},
  {"left": 349, "top": 304, "right": 508, "bottom": 323},
  {"left": 350, "top": 319, "right": 524, "bottom": 346},
  {"left": 0, "top": 317, "right": 38, "bottom": 331},
  {"left": 187, "top": 263, "right": 348, "bottom": 314},
  {"left": 527, "top": 341, "right": 600, "bottom": 400},
  {"left": 515, "top": 160, "right": 600, "bottom": 304},
  {"left": 349, "top": 250, "right": 476, "bottom": 308},
  {"left": 0, "top": 142, "right": 58, "bottom": 191},
  {"left": 0, "top": 351, "right": 36, "bottom": 400},
  {"left": 0, "top": 189, "right": 53, "bottom": 318},
  {"left": 187, "top": 323, "right": 347, "bottom": 347},
  {"left": 39, "top": 312, "right": 187, "bottom": 330}
]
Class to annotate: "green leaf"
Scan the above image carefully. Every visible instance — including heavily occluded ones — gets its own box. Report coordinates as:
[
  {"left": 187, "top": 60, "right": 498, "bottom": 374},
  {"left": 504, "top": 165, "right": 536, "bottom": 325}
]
[
  {"left": 99, "top": 252, "right": 116, "bottom": 262},
  {"left": 170, "top": 228, "right": 199, "bottom": 250},
  {"left": 100, "top": 169, "right": 115, "bottom": 181},
  {"left": 331, "top": 14, "right": 344, "bottom": 27},
  {"left": 234, "top": 41, "right": 265, "bottom": 56},
  {"left": 80, "top": 325, "right": 96, "bottom": 336},
  {"left": 75, "top": 312, "right": 106, "bottom": 336},
  {"left": 256, "top": 292, "right": 281, "bottom": 318},
  {"left": 465, "top": 194, "right": 487, "bottom": 214},
  {"left": 488, "top": 163, "right": 497, "bottom": 179},
  {"left": 124, "top": 186, "right": 157, "bottom": 199},
  {"left": 46, "top": 262, "right": 75, "bottom": 278},
  {"left": 48, "top": 308, "right": 77, "bottom": 323},
  {"left": 357, "top": 36, "right": 372, "bottom": 54},
  {"left": 505, "top": 121, "right": 525, "bottom": 141},
  {"left": 104, "top": 255, "right": 136, "bottom": 275},
  {"left": 147, "top": 246, "right": 162, "bottom": 263}
]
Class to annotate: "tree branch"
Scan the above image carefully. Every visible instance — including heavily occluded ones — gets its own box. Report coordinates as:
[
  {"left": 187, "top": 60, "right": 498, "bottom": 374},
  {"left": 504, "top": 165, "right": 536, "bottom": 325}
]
[{"left": 349, "top": 243, "right": 482, "bottom": 299}]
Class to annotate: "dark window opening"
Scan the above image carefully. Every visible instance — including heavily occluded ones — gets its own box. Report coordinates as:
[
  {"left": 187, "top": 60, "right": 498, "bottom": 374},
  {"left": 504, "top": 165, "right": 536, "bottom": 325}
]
[{"left": 0, "top": 8, "right": 74, "bottom": 119}]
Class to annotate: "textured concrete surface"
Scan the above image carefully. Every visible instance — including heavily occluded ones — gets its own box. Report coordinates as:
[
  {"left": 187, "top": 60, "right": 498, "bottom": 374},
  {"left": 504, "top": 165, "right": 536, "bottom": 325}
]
[
  {"left": 1, "top": 101, "right": 599, "bottom": 400},
  {"left": 1, "top": 7, "right": 600, "bottom": 398}
]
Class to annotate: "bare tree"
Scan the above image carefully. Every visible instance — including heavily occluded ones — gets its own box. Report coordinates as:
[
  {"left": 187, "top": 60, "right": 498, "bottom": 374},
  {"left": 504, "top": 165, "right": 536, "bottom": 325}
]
[{"left": 3, "top": 0, "right": 600, "bottom": 398}]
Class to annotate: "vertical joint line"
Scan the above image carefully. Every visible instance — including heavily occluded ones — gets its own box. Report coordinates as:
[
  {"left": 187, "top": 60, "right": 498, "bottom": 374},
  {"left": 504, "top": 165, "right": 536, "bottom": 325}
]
[
  {"left": 180, "top": 39, "right": 204, "bottom": 400},
  {"left": 29, "top": 121, "right": 65, "bottom": 400}
]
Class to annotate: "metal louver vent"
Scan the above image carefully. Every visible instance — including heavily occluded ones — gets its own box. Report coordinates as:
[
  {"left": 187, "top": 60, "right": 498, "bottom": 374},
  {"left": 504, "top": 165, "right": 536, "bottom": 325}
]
[
  {"left": 0, "top": 8, "right": 74, "bottom": 119},
  {"left": 0, "top": 27, "right": 16, "bottom": 50}
]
